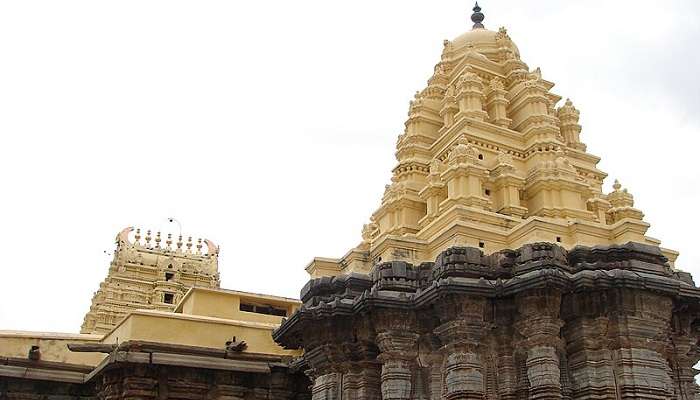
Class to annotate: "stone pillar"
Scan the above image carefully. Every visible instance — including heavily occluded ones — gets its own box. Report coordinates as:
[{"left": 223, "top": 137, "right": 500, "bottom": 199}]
[
  {"left": 376, "top": 331, "right": 419, "bottom": 400},
  {"left": 560, "top": 292, "right": 618, "bottom": 399},
  {"left": 608, "top": 290, "right": 674, "bottom": 400},
  {"left": 209, "top": 372, "right": 247, "bottom": 400},
  {"left": 422, "top": 353, "right": 444, "bottom": 400},
  {"left": 252, "top": 387, "right": 269, "bottom": 400},
  {"left": 310, "top": 372, "right": 340, "bottom": 400},
  {"left": 495, "top": 328, "right": 517, "bottom": 400},
  {"left": 302, "top": 319, "right": 352, "bottom": 400},
  {"left": 304, "top": 346, "right": 342, "bottom": 400},
  {"left": 344, "top": 361, "right": 381, "bottom": 400},
  {"left": 516, "top": 290, "right": 564, "bottom": 400},
  {"left": 269, "top": 367, "right": 294, "bottom": 400},
  {"left": 668, "top": 309, "right": 700, "bottom": 399},
  {"left": 669, "top": 333, "right": 700, "bottom": 400},
  {"left": 434, "top": 296, "right": 488, "bottom": 400},
  {"left": 342, "top": 319, "right": 382, "bottom": 400},
  {"left": 120, "top": 365, "right": 158, "bottom": 400}
]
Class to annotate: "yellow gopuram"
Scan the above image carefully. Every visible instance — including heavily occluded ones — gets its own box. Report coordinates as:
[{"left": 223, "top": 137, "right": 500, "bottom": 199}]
[
  {"left": 306, "top": 8, "right": 678, "bottom": 278},
  {"left": 81, "top": 227, "right": 221, "bottom": 334}
]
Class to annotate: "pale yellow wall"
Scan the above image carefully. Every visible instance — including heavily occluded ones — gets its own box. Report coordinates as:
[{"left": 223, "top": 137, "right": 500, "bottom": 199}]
[
  {"left": 0, "top": 331, "right": 105, "bottom": 366},
  {"left": 177, "top": 287, "right": 300, "bottom": 325},
  {"left": 0, "top": 288, "right": 302, "bottom": 368},
  {"left": 101, "top": 310, "right": 300, "bottom": 357}
]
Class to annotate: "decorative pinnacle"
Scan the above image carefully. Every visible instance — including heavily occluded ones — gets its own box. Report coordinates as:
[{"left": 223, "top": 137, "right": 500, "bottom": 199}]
[{"left": 471, "top": 2, "right": 485, "bottom": 29}]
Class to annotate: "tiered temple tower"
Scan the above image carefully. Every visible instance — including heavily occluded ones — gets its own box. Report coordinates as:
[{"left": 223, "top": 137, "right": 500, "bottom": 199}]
[
  {"left": 306, "top": 4, "right": 678, "bottom": 278},
  {"left": 275, "top": 8, "right": 700, "bottom": 400},
  {"left": 80, "top": 227, "right": 220, "bottom": 334}
]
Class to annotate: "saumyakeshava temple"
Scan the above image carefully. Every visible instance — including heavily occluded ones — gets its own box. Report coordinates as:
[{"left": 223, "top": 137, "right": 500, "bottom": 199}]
[{"left": 3, "top": 4, "right": 700, "bottom": 400}]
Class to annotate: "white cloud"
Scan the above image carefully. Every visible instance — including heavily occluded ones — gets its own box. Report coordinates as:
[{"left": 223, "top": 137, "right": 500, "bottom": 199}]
[{"left": 0, "top": 0, "right": 698, "bottom": 332}]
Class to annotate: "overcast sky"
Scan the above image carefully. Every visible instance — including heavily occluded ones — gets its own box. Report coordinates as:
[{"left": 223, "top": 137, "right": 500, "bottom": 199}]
[{"left": 1, "top": 0, "right": 698, "bottom": 333}]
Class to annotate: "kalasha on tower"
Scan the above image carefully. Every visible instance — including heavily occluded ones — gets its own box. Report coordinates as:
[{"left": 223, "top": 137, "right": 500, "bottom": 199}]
[{"left": 274, "top": 4, "right": 700, "bottom": 400}]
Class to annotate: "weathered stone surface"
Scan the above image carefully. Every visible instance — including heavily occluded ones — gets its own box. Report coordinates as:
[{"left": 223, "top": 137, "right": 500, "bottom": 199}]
[
  {"left": 275, "top": 242, "right": 700, "bottom": 400},
  {"left": 0, "top": 342, "right": 310, "bottom": 400}
]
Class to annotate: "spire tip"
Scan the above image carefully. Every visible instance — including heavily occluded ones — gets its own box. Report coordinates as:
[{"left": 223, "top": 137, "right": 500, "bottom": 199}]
[{"left": 471, "top": 2, "right": 485, "bottom": 29}]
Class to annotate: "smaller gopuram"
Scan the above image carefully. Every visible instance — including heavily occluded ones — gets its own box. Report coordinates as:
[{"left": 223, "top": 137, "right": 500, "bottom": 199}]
[
  {"left": 81, "top": 227, "right": 220, "bottom": 334},
  {"left": 1, "top": 227, "right": 309, "bottom": 400}
]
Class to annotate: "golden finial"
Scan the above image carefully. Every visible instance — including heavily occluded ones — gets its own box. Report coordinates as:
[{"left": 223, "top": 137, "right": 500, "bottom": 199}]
[
  {"left": 196, "top": 238, "right": 203, "bottom": 255},
  {"left": 155, "top": 231, "right": 161, "bottom": 249},
  {"left": 134, "top": 228, "right": 141, "bottom": 245},
  {"left": 145, "top": 230, "right": 152, "bottom": 247},
  {"left": 186, "top": 236, "right": 193, "bottom": 253},
  {"left": 177, "top": 235, "right": 183, "bottom": 251},
  {"left": 166, "top": 233, "right": 172, "bottom": 250}
]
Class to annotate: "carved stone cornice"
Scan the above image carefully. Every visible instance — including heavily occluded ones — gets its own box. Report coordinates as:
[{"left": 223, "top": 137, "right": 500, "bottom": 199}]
[
  {"left": 275, "top": 242, "right": 698, "bottom": 351},
  {"left": 274, "top": 241, "right": 700, "bottom": 400}
]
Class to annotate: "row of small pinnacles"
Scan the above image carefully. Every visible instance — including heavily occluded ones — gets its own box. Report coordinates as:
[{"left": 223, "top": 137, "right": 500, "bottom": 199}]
[{"left": 120, "top": 227, "right": 219, "bottom": 257}]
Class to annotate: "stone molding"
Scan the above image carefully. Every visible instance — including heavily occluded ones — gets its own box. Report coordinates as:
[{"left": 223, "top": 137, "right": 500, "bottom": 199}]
[{"left": 275, "top": 242, "right": 700, "bottom": 400}]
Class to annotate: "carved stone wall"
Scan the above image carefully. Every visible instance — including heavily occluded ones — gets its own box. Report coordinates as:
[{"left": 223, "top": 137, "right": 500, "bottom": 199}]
[
  {"left": 275, "top": 242, "right": 700, "bottom": 400},
  {"left": 0, "top": 345, "right": 310, "bottom": 400},
  {"left": 0, "top": 377, "right": 95, "bottom": 400}
]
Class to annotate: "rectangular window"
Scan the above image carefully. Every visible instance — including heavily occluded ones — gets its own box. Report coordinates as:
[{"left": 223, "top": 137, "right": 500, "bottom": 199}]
[
  {"left": 165, "top": 272, "right": 174, "bottom": 281},
  {"left": 163, "top": 293, "right": 174, "bottom": 304},
  {"left": 239, "top": 303, "right": 287, "bottom": 317}
]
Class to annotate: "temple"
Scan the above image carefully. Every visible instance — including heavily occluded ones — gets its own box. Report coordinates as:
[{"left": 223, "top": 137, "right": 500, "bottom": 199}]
[{"left": 2, "top": 4, "right": 699, "bottom": 400}]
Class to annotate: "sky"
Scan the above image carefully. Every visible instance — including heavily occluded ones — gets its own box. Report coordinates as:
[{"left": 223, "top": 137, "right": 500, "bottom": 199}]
[{"left": 0, "top": 0, "right": 699, "bottom": 333}]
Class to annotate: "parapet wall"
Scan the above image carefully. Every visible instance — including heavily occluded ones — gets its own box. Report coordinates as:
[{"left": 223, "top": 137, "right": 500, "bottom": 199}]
[{"left": 0, "top": 331, "right": 104, "bottom": 366}]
